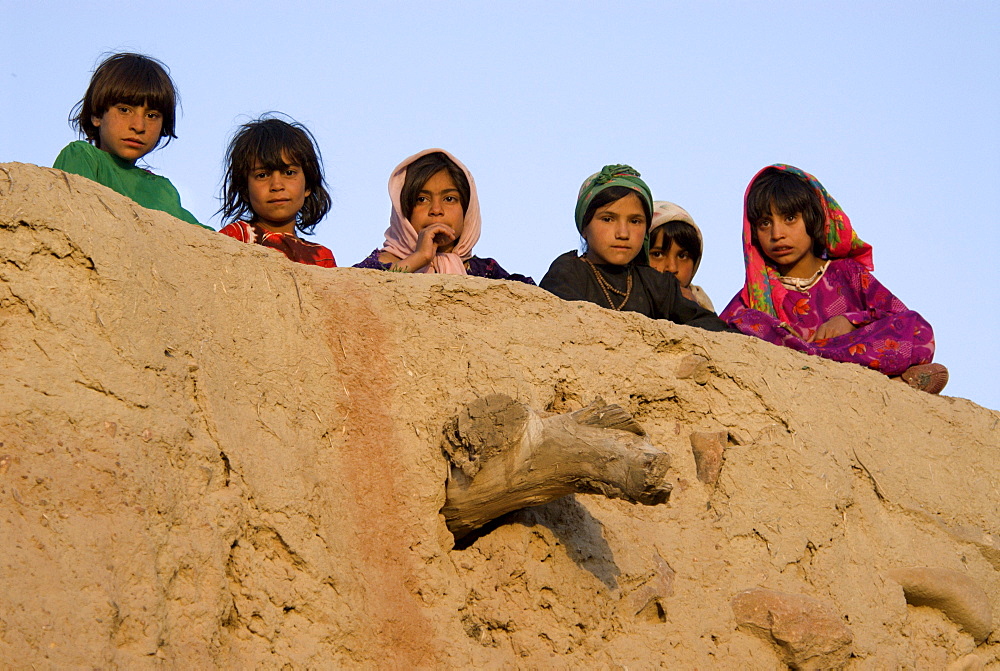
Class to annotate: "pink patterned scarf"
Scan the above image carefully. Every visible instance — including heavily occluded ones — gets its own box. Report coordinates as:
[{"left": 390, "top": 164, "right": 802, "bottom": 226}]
[{"left": 740, "top": 164, "right": 874, "bottom": 321}]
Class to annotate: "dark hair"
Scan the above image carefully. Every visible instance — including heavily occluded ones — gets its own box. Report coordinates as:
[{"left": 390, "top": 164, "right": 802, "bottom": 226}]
[
  {"left": 70, "top": 53, "right": 178, "bottom": 149},
  {"left": 650, "top": 220, "right": 702, "bottom": 266},
  {"left": 400, "top": 152, "right": 470, "bottom": 220},
  {"left": 746, "top": 168, "right": 825, "bottom": 258},
  {"left": 218, "top": 115, "right": 332, "bottom": 235}
]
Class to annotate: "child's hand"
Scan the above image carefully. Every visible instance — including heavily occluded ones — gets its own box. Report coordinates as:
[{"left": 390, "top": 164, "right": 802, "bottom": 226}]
[
  {"left": 812, "top": 315, "right": 856, "bottom": 341},
  {"left": 417, "top": 223, "right": 457, "bottom": 253},
  {"left": 680, "top": 286, "right": 697, "bottom": 303},
  {"left": 395, "top": 224, "right": 457, "bottom": 271}
]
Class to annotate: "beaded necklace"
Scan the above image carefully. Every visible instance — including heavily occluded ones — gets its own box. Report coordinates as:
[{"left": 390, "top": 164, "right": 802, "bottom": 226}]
[
  {"left": 583, "top": 257, "right": 633, "bottom": 310},
  {"left": 778, "top": 260, "right": 830, "bottom": 291}
]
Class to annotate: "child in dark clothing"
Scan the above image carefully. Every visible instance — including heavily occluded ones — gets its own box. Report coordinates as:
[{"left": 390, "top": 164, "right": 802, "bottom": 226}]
[{"left": 540, "top": 165, "right": 728, "bottom": 332}]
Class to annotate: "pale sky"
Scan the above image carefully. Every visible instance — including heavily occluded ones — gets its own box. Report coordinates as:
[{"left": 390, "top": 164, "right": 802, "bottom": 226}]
[{"left": 2, "top": 1, "right": 998, "bottom": 410}]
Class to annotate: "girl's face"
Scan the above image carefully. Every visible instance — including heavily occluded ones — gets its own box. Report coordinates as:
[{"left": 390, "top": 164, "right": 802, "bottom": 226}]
[
  {"left": 649, "top": 233, "right": 695, "bottom": 287},
  {"left": 410, "top": 169, "right": 465, "bottom": 252},
  {"left": 247, "top": 151, "right": 311, "bottom": 233},
  {"left": 583, "top": 192, "right": 647, "bottom": 266},
  {"left": 92, "top": 103, "right": 163, "bottom": 163},
  {"left": 755, "top": 204, "right": 820, "bottom": 277}
]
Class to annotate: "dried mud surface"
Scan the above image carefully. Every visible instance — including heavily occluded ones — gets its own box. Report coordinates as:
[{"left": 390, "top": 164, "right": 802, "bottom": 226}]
[{"left": 1, "top": 163, "right": 998, "bottom": 668}]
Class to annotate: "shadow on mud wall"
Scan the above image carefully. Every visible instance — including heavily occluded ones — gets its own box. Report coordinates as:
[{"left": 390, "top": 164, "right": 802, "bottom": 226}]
[{"left": 453, "top": 496, "right": 620, "bottom": 590}]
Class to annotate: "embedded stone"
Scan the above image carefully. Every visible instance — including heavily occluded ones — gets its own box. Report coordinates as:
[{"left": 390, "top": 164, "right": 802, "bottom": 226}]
[
  {"left": 675, "top": 354, "right": 709, "bottom": 384},
  {"left": 690, "top": 431, "right": 727, "bottom": 485},
  {"left": 887, "top": 567, "right": 993, "bottom": 643},
  {"left": 731, "top": 587, "right": 853, "bottom": 670}
]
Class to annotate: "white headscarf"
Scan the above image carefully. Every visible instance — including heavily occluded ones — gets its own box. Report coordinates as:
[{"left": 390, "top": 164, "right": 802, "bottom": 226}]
[{"left": 650, "top": 200, "right": 715, "bottom": 311}]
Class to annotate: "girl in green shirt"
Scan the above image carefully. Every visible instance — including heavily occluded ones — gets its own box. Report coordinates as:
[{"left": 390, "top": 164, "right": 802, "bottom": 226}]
[{"left": 54, "top": 52, "right": 207, "bottom": 229}]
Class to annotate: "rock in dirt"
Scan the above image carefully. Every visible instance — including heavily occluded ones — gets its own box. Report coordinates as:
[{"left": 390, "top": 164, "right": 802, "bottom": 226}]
[
  {"left": 887, "top": 567, "right": 993, "bottom": 643},
  {"left": 731, "top": 587, "right": 853, "bottom": 670}
]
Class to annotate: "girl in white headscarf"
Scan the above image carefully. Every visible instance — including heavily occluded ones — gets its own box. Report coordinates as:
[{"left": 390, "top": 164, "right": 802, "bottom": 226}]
[{"left": 647, "top": 201, "right": 715, "bottom": 311}]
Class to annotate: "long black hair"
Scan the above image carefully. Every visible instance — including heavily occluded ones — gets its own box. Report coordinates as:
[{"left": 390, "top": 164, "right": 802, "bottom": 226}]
[{"left": 219, "top": 115, "right": 332, "bottom": 235}]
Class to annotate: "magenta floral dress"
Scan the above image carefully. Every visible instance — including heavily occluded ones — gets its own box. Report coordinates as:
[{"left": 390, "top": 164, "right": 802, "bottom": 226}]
[
  {"left": 721, "top": 259, "right": 934, "bottom": 374},
  {"left": 721, "top": 165, "right": 936, "bottom": 376}
]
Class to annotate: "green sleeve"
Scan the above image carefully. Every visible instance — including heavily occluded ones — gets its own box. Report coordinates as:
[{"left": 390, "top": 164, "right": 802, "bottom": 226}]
[
  {"left": 157, "top": 178, "right": 211, "bottom": 229},
  {"left": 179, "top": 209, "right": 210, "bottom": 229},
  {"left": 54, "top": 141, "right": 212, "bottom": 230},
  {"left": 53, "top": 141, "right": 101, "bottom": 180}
]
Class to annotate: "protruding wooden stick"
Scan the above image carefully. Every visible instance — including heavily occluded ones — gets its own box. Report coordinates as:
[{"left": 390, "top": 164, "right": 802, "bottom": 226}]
[{"left": 441, "top": 394, "right": 672, "bottom": 539}]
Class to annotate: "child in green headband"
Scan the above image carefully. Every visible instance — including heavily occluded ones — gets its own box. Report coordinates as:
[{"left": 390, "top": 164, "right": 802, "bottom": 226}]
[{"left": 540, "top": 165, "right": 729, "bottom": 332}]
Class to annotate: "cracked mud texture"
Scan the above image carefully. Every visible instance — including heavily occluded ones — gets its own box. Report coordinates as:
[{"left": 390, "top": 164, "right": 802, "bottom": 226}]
[{"left": 1, "top": 162, "right": 998, "bottom": 668}]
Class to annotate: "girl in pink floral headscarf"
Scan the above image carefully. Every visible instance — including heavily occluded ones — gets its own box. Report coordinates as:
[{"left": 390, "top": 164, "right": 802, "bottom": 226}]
[{"left": 720, "top": 165, "right": 947, "bottom": 393}]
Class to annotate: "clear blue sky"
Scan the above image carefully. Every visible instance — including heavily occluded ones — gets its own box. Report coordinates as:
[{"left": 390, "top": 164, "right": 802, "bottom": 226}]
[{"left": 2, "top": 1, "right": 998, "bottom": 410}]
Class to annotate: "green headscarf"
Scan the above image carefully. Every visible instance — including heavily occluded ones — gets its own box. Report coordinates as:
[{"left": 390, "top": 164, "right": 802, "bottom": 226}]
[
  {"left": 575, "top": 164, "right": 654, "bottom": 264},
  {"left": 574, "top": 164, "right": 653, "bottom": 233}
]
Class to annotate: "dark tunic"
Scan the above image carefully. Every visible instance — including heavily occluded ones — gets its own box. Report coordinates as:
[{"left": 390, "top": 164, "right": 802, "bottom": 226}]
[
  {"left": 540, "top": 251, "right": 730, "bottom": 332},
  {"left": 353, "top": 249, "right": 535, "bottom": 285}
]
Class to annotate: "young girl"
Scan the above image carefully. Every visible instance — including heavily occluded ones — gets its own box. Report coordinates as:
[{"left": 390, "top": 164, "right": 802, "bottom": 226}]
[
  {"left": 218, "top": 116, "right": 336, "bottom": 267},
  {"left": 721, "top": 164, "right": 947, "bottom": 393},
  {"left": 648, "top": 201, "right": 716, "bottom": 311},
  {"left": 54, "top": 52, "right": 207, "bottom": 229},
  {"left": 539, "top": 165, "right": 729, "bottom": 332},
  {"left": 353, "top": 149, "right": 533, "bottom": 283}
]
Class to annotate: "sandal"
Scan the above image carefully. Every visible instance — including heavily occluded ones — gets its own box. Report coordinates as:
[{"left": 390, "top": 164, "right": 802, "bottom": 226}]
[{"left": 901, "top": 363, "right": 949, "bottom": 394}]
